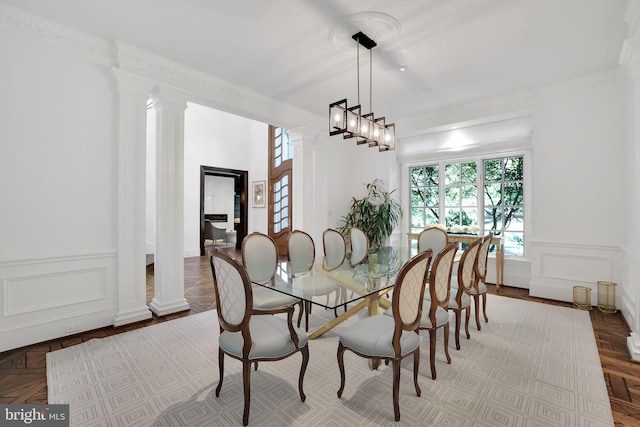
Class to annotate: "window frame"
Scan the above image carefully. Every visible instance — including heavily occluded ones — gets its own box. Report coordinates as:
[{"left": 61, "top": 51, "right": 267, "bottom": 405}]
[{"left": 406, "top": 149, "right": 530, "bottom": 259}]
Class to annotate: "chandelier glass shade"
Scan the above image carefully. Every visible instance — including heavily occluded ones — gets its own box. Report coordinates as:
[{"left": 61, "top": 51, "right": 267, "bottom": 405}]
[{"left": 329, "top": 32, "right": 396, "bottom": 151}]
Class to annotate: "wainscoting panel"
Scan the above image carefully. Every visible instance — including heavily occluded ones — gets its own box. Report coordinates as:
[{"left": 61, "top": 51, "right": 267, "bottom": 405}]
[
  {"left": 0, "top": 251, "right": 118, "bottom": 352},
  {"left": 529, "top": 240, "right": 623, "bottom": 305}
]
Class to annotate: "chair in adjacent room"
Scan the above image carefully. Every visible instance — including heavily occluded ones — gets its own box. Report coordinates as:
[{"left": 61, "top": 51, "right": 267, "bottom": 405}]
[
  {"left": 336, "top": 250, "right": 433, "bottom": 422},
  {"left": 209, "top": 250, "right": 309, "bottom": 426},
  {"left": 472, "top": 233, "right": 493, "bottom": 330},
  {"left": 242, "top": 232, "right": 303, "bottom": 327},
  {"left": 419, "top": 242, "right": 457, "bottom": 380},
  {"left": 349, "top": 226, "right": 369, "bottom": 267},
  {"left": 448, "top": 237, "right": 481, "bottom": 350},
  {"left": 417, "top": 227, "right": 449, "bottom": 256},
  {"left": 204, "top": 220, "right": 228, "bottom": 246}
]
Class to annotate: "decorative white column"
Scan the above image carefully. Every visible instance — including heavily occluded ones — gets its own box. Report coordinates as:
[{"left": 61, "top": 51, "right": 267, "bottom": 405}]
[
  {"left": 289, "top": 127, "right": 328, "bottom": 247},
  {"left": 113, "top": 69, "right": 154, "bottom": 326},
  {"left": 620, "top": 0, "right": 640, "bottom": 361},
  {"left": 149, "top": 85, "right": 190, "bottom": 316}
]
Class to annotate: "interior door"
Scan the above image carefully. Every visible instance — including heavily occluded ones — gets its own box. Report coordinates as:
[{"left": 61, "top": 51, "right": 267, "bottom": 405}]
[{"left": 268, "top": 126, "right": 293, "bottom": 257}]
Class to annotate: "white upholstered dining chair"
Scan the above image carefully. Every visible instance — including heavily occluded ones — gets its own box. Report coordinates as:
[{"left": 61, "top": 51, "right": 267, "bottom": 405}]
[
  {"left": 209, "top": 250, "right": 309, "bottom": 426},
  {"left": 322, "top": 228, "right": 347, "bottom": 271},
  {"left": 241, "top": 232, "right": 303, "bottom": 325},
  {"left": 349, "top": 226, "right": 368, "bottom": 267},
  {"left": 337, "top": 249, "right": 433, "bottom": 422},
  {"left": 472, "top": 233, "right": 493, "bottom": 330},
  {"left": 449, "top": 237, "right": 481, "bottom": 350},
  {"left": 417, "top": 227, "right": 448, "bottom": 256},
  {"left": 418, "top": 242, "right": 457, "bottom": 380}
]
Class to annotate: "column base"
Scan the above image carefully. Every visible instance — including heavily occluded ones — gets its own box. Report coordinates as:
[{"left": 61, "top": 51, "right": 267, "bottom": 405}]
[
  {"left": 626, "top": 332, "right": 640, "bottom": 363},
  {"left": 114, "top": 306, "right": 153, "bottom": 327},
  {"left": 149, "top": 298, "right": 190, "bottom": 317}
]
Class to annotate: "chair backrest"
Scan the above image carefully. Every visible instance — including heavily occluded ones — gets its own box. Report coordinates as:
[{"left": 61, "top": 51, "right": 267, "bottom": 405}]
[
  {"left": 455, "top": 237, "right": 482, "bottom": 296},
  {"left": 475, "top": 233, "right": 493, "bottom": 283},
  {"left": 322, "top": 228, "right": 346, "bottom": 271},
  {"left": 210, "top": 250, "right": 251, "bottom": 331},
  {"left": 242, "top": 232, "right": 278, "bottom": 284},
  {"left": 418, "top": 227, "right": 448, "bottom": 255},
  {"left": 349, "top": 227, "right": 368, "bottom": 267},
  {"left": 288, "top": 230, "right": 315, "bottom": 275},
  {"left": 427, "top": 243, "right": 458, "bottom": 316},
  {"left": 391, "top": 250, "right": 433, "bottom": 338}
]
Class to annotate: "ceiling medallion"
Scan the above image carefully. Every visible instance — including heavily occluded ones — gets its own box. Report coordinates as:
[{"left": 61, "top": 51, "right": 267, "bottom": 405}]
[{"left": 329, "top": 12, "right": 401, "bottom": 53}]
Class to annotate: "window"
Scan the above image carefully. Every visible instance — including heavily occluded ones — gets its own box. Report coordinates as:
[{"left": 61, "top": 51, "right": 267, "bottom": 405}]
[{"left": 409, "top": 155, "right": 525, "bottom": 256}]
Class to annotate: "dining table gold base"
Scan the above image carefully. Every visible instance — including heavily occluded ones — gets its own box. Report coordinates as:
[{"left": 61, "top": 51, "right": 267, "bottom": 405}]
[{"left": 308, "top": 289, "right": 391, "bottom": 340}]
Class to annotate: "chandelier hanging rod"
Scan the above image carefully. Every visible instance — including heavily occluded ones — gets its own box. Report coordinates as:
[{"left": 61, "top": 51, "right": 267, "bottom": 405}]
[{"left": 328, "top": 31, "right": 396, "bottom": 151}]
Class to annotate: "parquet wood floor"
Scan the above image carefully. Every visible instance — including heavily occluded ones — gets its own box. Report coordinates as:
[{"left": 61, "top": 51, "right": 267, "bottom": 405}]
[{"left": 1, "top": 252, "right": 639, "bottom": 425}]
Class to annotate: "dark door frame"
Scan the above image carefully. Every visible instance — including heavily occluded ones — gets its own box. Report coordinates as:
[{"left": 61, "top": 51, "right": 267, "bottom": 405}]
[{"left": 200, "top": 165, "right": 248, "bottom": 255}]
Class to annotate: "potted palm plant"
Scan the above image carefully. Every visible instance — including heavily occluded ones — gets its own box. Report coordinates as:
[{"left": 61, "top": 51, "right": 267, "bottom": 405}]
[{"left": 339, "top": 179, "right": 403, "bottom": 249}]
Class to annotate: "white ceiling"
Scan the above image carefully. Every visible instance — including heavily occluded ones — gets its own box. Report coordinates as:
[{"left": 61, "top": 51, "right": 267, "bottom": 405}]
[{"left": 4, "top": 0, "right": 630, "bottom": 132}]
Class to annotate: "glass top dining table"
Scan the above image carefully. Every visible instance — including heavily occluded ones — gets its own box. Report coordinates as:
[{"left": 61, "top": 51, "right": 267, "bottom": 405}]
[{"left": 252, "top": 246, "right": 417, "bottom": 339}]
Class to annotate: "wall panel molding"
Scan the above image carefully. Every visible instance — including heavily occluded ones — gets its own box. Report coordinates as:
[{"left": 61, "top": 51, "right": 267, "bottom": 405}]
[
  {"left": 0, "top": 251, "right": 118, "bottom": 352},
  {"left": 529, "top": 240, "right": 624, "bottom": 307}
]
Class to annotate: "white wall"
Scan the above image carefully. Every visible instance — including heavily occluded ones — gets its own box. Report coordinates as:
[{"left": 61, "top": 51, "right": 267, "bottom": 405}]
[
  {"left": 182, "top": 102, "right": 268, "bottom": 256},
  {"left": 0, "top": 25, "right": 119, "bottom": 351}
]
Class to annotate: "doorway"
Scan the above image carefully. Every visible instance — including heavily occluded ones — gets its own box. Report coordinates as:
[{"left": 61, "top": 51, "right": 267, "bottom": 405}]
[{"left": 200, "top": 166, "right": 248, "bottom": 255}]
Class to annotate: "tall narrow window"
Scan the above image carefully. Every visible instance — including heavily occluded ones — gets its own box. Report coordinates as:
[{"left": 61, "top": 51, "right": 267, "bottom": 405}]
[
  {"left": 410, "top": 165, "right": 439, "bottom": 233},
  {"left": 445, "top": 161, "right": 478, "bottom": 229},
  {"left": 484, "top": 156, "right": 524, "bottom": 256},
  {"left": 268, "top": 126, "right": 293, "bottom": 256}
]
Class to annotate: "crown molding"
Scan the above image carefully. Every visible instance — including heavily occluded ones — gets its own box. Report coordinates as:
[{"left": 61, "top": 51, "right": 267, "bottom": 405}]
[
  {"left": 0, "top": 2, "right": 325, "bottom": 132},
  {"left": 0, "top": 2, "right": 114, "bottom": 66}
]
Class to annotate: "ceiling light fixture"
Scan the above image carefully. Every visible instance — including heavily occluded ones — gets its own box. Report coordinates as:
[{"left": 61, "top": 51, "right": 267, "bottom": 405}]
[{"left": 329, "top": 31, "right": 396, "bottom": 151}]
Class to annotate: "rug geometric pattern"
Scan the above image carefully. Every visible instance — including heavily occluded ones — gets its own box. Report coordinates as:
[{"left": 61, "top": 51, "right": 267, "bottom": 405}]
[{"left": 47, "top": 295, "right": 613, "bottom": 426}]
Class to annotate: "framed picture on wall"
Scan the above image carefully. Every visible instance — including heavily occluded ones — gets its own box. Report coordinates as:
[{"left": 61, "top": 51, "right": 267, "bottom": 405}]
[{"left": 252, "top": 180, "right": 266, "bottom": 208}]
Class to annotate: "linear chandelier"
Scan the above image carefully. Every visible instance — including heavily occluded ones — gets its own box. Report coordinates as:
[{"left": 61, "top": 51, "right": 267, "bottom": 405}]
[{"left": 329, "top": 31, "right": 396, "bottom": 151}]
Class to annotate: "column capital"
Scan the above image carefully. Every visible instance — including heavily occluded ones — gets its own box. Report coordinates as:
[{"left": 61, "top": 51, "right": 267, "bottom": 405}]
[
  {"left": 288, "top": 127, "right": 321, "bottom": 145},
  {"left": 150, "top": 84, "right": 191, "bottom": 110},
  {"left": 112, "top": 68, "right": 155, "bottom": 97}
]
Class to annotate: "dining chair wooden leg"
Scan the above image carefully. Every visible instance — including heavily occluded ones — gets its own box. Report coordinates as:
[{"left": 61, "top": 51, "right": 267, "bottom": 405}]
[
  {"left": 443, "top": 323, "right": 451, "bottom": 364},
  {"left": 413, "top": 348, "right": 421, "bottom": 397},
  {"left": 482, "top": 293, "right": 488, "bottom": 323},
  {"left": 216, "top": 348, "right": 224, "bottom": 396},
  {"left": 304, "top": 301, "right": 310, "bottom": 332},
  {"left": 454, "top": 311, "right": 462, "bottom": 350},
  {"left": 429, "top": 329, "right": 437, "bottom": 380},
  {"left": 298, "top": 346, "right": 309, "bottom": 402},
  {"left": 392, "top": 359, "right": 401, "bottom": 421},
  {"left": 464, "top": 306, "right": 471, "bottom": 339},
  {"left": 336, "top": 342, "right": 346, "bottom": 398},
  {"left": 473, "top": 295, "right": 482, "bottom": 331},
  {"left": 297, "top": 300, "right": 304, "bottom": 328},
  {"left": 242, "top": 360, "right": 251, "bottom": 426}
]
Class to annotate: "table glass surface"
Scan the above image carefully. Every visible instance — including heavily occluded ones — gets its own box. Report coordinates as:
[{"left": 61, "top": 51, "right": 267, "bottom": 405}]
[{"left": 252, "top": 246, "right": 416, "bottom": 310}]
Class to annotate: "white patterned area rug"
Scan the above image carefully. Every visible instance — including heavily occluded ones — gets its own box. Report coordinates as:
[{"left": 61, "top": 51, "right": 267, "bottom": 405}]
[{"left": 47, "top": 295, "right": 613, "bottom": 426}]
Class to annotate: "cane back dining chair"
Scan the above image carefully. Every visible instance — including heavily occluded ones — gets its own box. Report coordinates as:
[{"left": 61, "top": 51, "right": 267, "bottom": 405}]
[
  {"left": 337, "top": 249, "right": 433, "bottom": 422},
  {"left": 242, "top": 232, "right": 303, "bottom": 326},
  {"left": 448, "top": 237, "right": 482, "bottom": 350},
  {"left": 209, "top": 250, "right": 309, "bottom": 426},
  {"left": 419, "top": 242, "right": 457, "bottom": 380},
  {"left": 472, "top": 233, "right": 493, "bottom": 330},
  {"left": 417, "top": 227, "right": 448, "bottom": 256}
]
